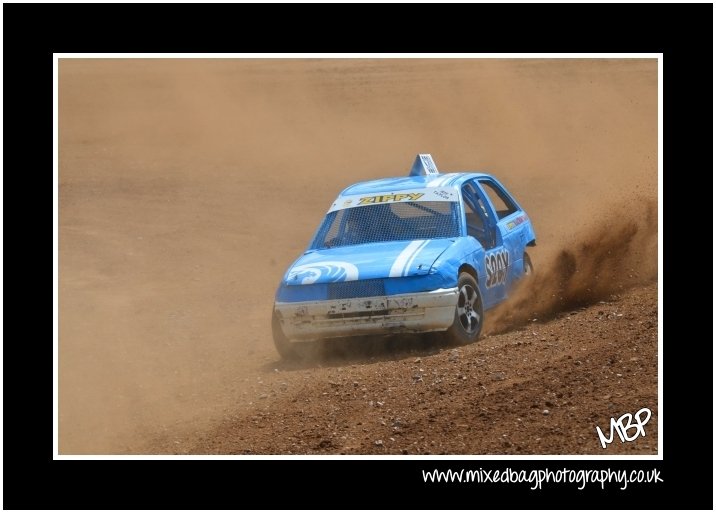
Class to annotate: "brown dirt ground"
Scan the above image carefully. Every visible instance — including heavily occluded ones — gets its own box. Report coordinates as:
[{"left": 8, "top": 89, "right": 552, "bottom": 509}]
[{"left": 58, "top": 58, "right": 658, "bottom": 455}]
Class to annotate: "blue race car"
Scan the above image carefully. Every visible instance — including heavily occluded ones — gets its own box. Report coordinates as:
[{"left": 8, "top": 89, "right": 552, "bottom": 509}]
[{"left": 272, "top": 154, "right": 536, "bottom": 359}]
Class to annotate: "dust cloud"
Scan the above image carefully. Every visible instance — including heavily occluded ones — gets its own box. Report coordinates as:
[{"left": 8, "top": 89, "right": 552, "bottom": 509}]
[
  {"left": 58, "top": 58, "right": 657, "bottom": 453},
  {"left": 487, "top": 198, "right": 658, "bottom": 333}
]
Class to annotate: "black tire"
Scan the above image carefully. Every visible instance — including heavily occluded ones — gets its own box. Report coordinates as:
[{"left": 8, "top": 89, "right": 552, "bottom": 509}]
[
  {"left": 523, "top": 252, "right": 534, "bottom": 276},
  {"left": 446, "top": 272, "right": 484, "bottom": 345},
  {"left": 272, "top": 309, "right": 300, "bottom": 360},
  {"left": 272, "top": 309, "right": 320, "bottom": 361}
]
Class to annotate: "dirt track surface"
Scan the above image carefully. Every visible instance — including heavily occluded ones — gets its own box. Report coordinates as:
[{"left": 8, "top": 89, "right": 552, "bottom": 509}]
[
  {"left": 149, "top": 284, "right": 658, "bottom": 455},
  {"left": 59, "top": 59, "right": 658, "bottom": 455}
]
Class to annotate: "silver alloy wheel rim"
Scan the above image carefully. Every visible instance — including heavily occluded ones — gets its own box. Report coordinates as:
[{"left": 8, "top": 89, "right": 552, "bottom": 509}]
[{"left": 457, "top": 284, "right": 480, "bottom": 334}]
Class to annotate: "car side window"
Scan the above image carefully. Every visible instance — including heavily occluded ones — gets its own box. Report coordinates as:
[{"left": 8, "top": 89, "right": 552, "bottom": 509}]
[
  {"left": 478, "top": 179, "right": 518, "bottom": 220},
  {"left": 462, "top": 183, "right": 495, "bottom": 249},
  {"left": 463, "top": 199, "right": 483, "bottom": 235}
]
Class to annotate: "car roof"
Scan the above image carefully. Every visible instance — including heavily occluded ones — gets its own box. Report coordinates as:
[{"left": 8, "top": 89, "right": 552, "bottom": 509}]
[{"left": 338, "top": 172, "right": 494, "bottom": 197}]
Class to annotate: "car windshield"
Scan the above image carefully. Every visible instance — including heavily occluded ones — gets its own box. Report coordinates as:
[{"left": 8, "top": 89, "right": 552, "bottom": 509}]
[{"left": 310, "top": 201, "right": 461, "bottom": 250}]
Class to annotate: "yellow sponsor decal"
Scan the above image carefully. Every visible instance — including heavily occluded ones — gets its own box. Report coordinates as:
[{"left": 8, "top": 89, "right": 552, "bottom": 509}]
[{"left": 358, "top": 192, "right": 424, "bottom": 205}]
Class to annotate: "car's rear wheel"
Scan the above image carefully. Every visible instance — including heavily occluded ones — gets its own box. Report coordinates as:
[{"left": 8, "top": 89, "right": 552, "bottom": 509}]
[
  {"left": 446, "top": 272, "right": 484, "bottom": 345},
  {"left": 523, "top": 252, "right": 534, "bottom": 276}
]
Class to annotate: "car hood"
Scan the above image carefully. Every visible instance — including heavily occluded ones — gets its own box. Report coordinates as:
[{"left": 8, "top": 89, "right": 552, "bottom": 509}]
[{"left": 284, "top": 239, "right": 456, "bottom": 284}]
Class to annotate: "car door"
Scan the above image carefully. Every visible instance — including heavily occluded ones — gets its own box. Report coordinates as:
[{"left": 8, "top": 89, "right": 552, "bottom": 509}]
[
  {"left": 475, "top": 177, "right": 525, "bottom": 289},
  {"left": 461, "top": 180, "right": 508, "bottom": 308}
]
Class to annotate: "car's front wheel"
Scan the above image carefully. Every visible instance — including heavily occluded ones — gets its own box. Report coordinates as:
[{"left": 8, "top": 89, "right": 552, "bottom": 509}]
[
  {"left": 272, "top": 309, "right": 301, "bottom": 360},
  {"left": 446, "top": 272, "right": 484, "bottom": 345},
  {"left": 272, "top": 310, "right": 319, "bottom": 361}
]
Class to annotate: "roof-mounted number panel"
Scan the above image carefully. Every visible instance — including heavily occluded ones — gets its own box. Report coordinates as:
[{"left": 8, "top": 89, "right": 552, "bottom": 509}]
[{"left": 409, "top": 153, "right": 439, "bottom": 176}]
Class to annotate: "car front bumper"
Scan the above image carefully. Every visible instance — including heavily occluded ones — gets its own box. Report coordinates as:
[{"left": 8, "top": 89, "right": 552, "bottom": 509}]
[{"left": 274, "top": 287, "right": 458, "bottom": 342}]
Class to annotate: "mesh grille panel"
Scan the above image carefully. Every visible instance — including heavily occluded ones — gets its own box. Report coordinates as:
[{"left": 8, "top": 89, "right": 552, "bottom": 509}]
[
  {"left": 313, "top": 201, "right": 460, "bottom": 249},
  {"left": 328, "top": 279, "right": 385, "bottom": 299}
]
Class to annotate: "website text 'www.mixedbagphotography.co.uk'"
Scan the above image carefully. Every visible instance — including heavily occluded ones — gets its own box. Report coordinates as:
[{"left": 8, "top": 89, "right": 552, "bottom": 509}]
[{"left": 422, "top": 467, "right": 663, "bottom": 490}]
